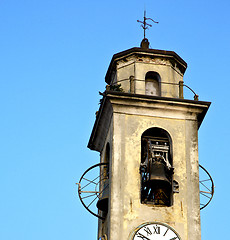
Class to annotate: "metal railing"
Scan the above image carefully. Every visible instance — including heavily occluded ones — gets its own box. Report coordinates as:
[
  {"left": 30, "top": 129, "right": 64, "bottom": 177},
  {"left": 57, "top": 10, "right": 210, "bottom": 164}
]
[{"left": 108, "top": 77, "right": 199, "bottom": 101}]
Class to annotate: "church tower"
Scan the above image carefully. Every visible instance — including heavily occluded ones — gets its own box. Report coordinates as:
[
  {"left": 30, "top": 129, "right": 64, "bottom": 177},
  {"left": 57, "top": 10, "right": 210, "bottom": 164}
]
[
  {"left": 86, "top": 38, "right": 211, "bottom": 239},
  {"left": 77, "top": 14, "right": 214, "bottom": 240}
]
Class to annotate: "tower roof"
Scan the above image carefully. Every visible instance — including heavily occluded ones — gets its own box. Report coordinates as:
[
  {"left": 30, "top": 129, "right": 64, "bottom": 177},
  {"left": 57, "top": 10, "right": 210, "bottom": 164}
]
[{"left": 105, "top": 47, "right": 187, "bottom": 84}]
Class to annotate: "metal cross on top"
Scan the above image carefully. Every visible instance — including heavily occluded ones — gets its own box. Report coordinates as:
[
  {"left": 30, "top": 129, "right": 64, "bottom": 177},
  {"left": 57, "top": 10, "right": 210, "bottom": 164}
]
[{"left": 137, "top": 10, "right": 159, "bottom": 39}]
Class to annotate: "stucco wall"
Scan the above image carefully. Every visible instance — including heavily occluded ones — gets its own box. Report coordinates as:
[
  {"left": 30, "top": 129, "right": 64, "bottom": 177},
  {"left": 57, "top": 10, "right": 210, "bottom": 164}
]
[
  {"left": 116, "top": 56, "right": 183, "bottom": 98},
  {"left": 107, "top": 99, "right": 201, "bottom": 240}
]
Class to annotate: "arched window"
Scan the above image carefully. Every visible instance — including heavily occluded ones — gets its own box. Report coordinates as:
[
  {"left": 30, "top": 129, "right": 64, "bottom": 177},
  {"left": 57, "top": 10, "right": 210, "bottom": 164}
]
[
  {"left": 145, "top": 71, "right": 161, "bottom": 96},
  {"left": 104, "top": 143, "right": 110, "bottom": 177},
  {"left": 140, "top": 127, "right": 173, "bottom": 206}
]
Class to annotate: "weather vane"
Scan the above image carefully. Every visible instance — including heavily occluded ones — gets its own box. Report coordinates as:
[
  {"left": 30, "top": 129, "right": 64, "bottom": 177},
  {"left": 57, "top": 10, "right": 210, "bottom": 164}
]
[{"left": 137, "top": 10, "right": 159, "bottom": 39}]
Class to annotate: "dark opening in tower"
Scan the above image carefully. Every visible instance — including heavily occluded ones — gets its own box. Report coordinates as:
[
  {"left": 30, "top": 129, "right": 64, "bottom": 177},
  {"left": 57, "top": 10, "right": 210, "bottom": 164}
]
[{"left": 140, "top": 127, "right": 173, "bottom": 206}]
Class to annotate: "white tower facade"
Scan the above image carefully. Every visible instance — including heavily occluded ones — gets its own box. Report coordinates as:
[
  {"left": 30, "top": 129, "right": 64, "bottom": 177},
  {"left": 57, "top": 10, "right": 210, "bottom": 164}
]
[{"left": 88, "top": 46, "right": 210, "bottom": 240}]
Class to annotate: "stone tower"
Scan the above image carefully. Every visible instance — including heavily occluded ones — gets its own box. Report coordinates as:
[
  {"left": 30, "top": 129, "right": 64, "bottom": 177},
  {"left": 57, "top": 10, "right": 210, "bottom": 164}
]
[{"left": 88, "top": 41, "right": 210, "bottom": 240}]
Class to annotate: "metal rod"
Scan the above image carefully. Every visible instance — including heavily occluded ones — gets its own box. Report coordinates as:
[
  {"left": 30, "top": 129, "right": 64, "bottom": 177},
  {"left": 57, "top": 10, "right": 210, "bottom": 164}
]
[
  {"left": 81, "top": 171, "right": 104, "bottom": 190},
  {"left": 81, "top": 193, "right": 98, "bottom": 200},
  {"left": 200, "top": 181, "right": 211, "bottom": 192},
  {"left": 87, "top": 194, "right": 99, "bottom": 208},
  {"left": 200, "top": 179, "right": 211, "bottom": 182},
  {"left": 80, "top": 191, "right": 99, "bottom": 194},
  {"left": 200, "top": 192, "right": 211, "bottom": 199},
  {"left": 200, "top": 191, "right": 212, "bottom": 194}
]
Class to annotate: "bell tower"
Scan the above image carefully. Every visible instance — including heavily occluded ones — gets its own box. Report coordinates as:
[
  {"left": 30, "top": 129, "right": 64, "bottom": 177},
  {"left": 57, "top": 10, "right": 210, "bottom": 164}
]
[
  {"left": 77, "top": 14, "right": 214, "bottom": 240},
  {"left": 84, "top": 40, "right": 212, "bottom": 239}
]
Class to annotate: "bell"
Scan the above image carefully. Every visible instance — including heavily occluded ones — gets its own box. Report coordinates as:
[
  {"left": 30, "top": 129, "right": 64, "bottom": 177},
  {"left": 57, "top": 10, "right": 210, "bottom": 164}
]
[
  {"left": 148, "top": 159, "right": 172, "bottom": 205},
  {"left": 97, "top": 179, "right": 109, "bottom": 212},
  {"left": 149, "top": 158, "right": 171, "bottom": 186}
]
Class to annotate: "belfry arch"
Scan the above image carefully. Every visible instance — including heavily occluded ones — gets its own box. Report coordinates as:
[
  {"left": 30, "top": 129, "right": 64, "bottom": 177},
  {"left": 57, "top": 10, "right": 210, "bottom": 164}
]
[{"left": 140, "top": 127, "right": 173, "bottom": 206}]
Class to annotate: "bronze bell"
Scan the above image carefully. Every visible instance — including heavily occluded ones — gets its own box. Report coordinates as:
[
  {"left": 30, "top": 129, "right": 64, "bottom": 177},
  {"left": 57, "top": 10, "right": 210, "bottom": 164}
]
[
  {"left": 97, "top": 179, "right": 109, "bottom": 212},
  {"left": 148, "top": 157, "right": 172, "bottom": 205},
  {"left": 149, "top": 157, "right": 171, "bottom": 186}
]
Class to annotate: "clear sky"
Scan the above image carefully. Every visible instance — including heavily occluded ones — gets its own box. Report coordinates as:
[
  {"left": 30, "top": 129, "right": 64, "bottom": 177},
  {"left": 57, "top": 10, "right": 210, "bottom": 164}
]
[{"left": 0, "top": 0, "right": 229, "bottom": 239}]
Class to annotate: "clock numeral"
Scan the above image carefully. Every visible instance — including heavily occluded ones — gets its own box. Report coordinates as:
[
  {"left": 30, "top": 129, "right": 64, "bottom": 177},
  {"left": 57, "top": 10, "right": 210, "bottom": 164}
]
[
  {"left": 144, "top": 226, "right": 152, "bottom": 235},
  {"left": 134, "top": 224, "right": 179, "bottom": 240},
  {"left": 136, "top": 232, "right": 149, "bottom": 240},
  {"left": 163, "top": 228, "right": 169, "bottom": 236},
  {"left": 153, "top": 225, "right": 160, "bottom": 234}
]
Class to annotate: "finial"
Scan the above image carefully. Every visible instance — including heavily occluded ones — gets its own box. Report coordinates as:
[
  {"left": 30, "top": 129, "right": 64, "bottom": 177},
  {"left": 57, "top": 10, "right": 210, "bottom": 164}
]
[{"left": 137, "top": 10, "right": 159, "bottom": 48}]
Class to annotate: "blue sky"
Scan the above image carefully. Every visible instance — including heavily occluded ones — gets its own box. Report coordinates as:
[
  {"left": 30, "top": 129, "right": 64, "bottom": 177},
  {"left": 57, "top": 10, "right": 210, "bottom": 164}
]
[{"left": 0, "top": 0, "right": 229, "bottom": 239}]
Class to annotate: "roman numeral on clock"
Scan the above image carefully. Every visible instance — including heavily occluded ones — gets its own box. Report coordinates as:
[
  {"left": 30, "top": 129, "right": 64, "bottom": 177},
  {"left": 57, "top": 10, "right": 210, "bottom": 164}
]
[
  {"left": 143, "top": 226, "right": 152, "bottom": 235},
  {"left": 153, "top": 226, "right": 160, "bottom": 234},
  {"left": 136, "top": 232, "right": 151, "bottom": 240},
  {"left": 133, "top": 223, "right": 180, "bottom": 240},
  {"left": 163, "top": 228, "right": 169, "bottom": 236}
]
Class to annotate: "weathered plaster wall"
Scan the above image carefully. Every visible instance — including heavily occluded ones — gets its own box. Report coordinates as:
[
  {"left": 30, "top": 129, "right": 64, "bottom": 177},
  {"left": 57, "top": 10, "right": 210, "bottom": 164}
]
[
  {"left": 116, "top": 56, "right": 183, "bottom": 98},
  {"left": 107, "top": 100, "right": 201, "bottom": 240},
  {"left": 98, "top": 120, "right": 114, "bottom": 239}
]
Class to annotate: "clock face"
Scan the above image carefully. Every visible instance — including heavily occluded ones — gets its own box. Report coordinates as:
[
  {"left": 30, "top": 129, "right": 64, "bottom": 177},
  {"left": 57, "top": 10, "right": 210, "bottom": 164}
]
[{"left": 132, "top": 222, "right": 181, "bottom": 240}]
